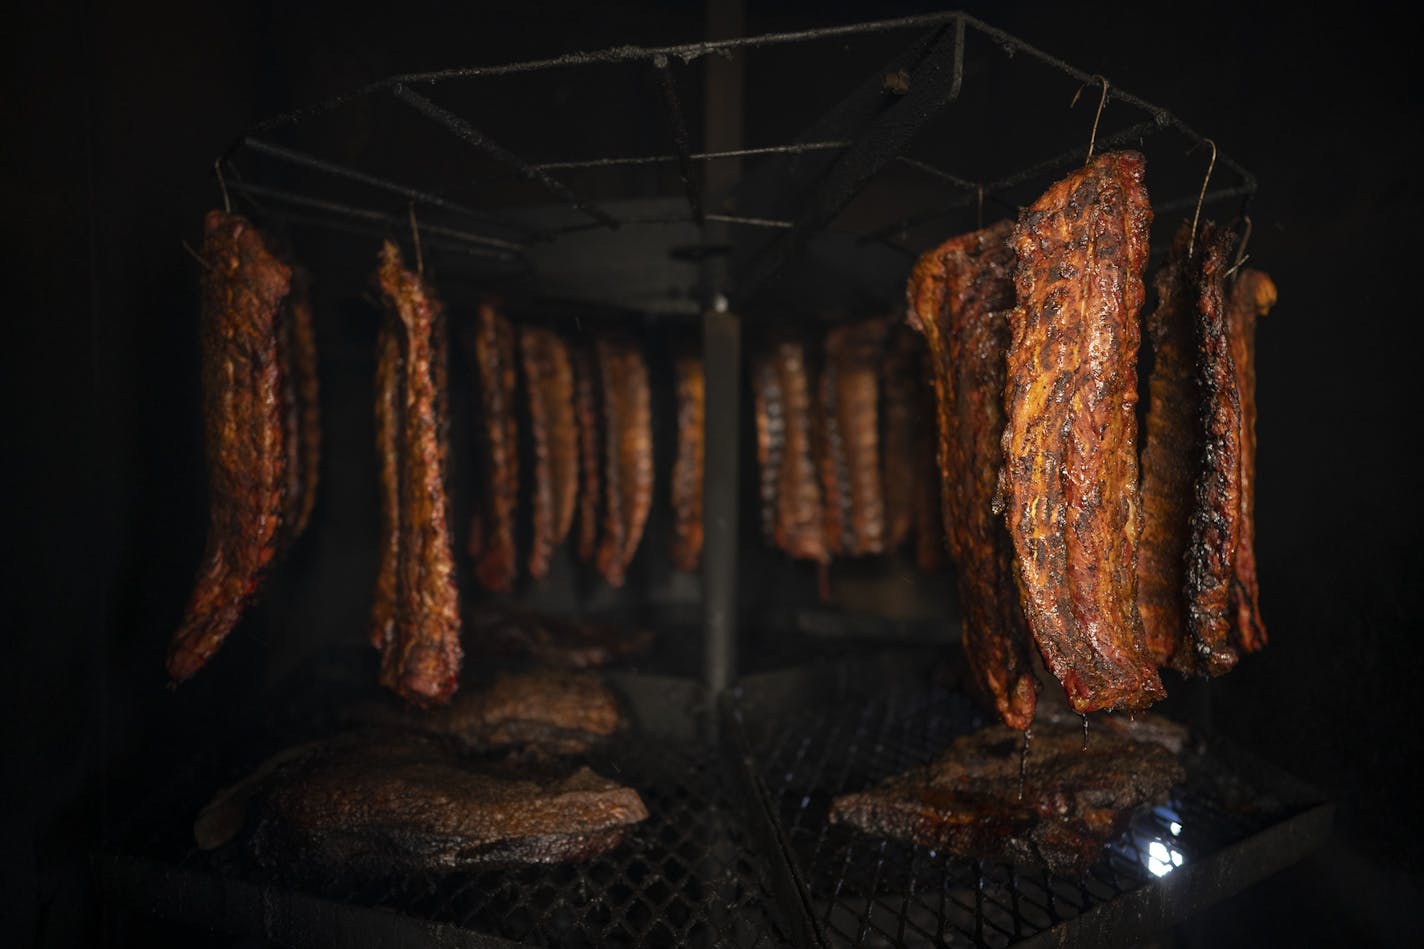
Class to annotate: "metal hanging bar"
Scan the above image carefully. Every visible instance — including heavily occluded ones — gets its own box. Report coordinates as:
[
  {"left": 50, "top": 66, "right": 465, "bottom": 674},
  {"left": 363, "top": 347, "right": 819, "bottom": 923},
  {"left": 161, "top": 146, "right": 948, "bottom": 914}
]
[
  {"left": 221, "top": 179, "right": 522, "bottom": 257},
  {"left": 388, "top": 83, "right": 622, "bottom": 230},
  {"left": 237, "top": 138, "right": 538, "bottom": 241},
  {"left": 651, "top": 54, "right": 705, "bottom": 226},
  {"left": 734, "top": 16, "right": 967, "bottom": 304},
  {"left": 525, "top": 141, "right": 852, "bottom": 172}
]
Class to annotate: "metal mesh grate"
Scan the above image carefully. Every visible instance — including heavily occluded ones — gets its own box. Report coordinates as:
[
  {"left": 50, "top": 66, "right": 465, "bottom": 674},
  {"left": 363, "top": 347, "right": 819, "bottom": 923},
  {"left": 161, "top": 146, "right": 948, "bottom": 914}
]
[
  {"left": 735, "top": 681, "right": 1316, "bottom": 948},
  {"left": 104, "top": 684, "right": 789, "bottom": 948}
]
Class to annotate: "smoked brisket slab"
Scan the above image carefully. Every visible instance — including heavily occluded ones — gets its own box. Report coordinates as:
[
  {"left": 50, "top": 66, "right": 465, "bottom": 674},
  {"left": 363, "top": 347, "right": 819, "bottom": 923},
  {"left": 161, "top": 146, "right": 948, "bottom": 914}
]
[
  {"left": 908, "top": 220, "right": 1038, "bottom": 730},
  {"left": 168, "top": 211, "right": 292, "bottom": 683},
  {"left": 198, "top": 731, "right": 647, "bottom": 874},
  {"left": 828, "top": 717, "right": 1184, "bottom": 875},
  {"left": 998, "top": 151, "right": 1165, "bottom": 714},
  {"left": 467, "top": 603, "right": 655, "bottom": 670},
  {"left": 355, "top": 670, "right": 626, "bottom": 757}
]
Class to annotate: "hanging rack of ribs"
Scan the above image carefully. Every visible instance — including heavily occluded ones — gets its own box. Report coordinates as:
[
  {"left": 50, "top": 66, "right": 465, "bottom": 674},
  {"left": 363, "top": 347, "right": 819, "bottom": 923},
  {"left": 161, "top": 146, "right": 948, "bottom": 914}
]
[
  {"left": 819, "top": 319, "right": 888, "bottom": 557},
  {"left": 1138, "top": 221, "right": 1246, "bottom": 675},
  {"left": 908, "top": 219, "right": 1038, "bottom": 731},
  {"left": 279, "top": 265, "right": 320, "bottom": 545},
  {"left": 1226, "top": 267, "right": 1278, "bottom": 655},
  {"left": 571, "top": 345, "right": 602, "bottom": 566},
  {"left": 1182, "top": 220, "right": 1245, "bottom": 677},
  {"left": 372, "top": 240, "right": 462, "bottom": 707},
  {"left": 368, "top": 277, "right": 404, "bottom": 652},
  {"left": 753, "top": 347, "right": 785, "bottom": 544},
  {"left": 469, "top": 300, "right": 520, "bottom": 594},
  {"left": 671, "top": 349, "right": 705, "bottom": 572},
  {"left": 519, "top": 325, "right": 579, "bottom": 580},
  {"left": 997, "top": 151, "right": 1165, "bottom": 714},
  {"left": 756, "top": 338, "right": 828, "bottom": 564},
  {"left": 167, "top": 211, "right": 293, "bottom": 683},
  {"left": 1137, "top": 224, "right": 1199, "bottom": 669},
  {"left": 594, "top": 335, "right": 654, "bottom": 588}
]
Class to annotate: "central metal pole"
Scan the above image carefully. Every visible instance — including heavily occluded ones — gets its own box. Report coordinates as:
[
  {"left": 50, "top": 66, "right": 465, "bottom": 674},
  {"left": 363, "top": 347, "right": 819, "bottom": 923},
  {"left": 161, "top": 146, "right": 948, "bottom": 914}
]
[{"left": 701, "top": 0, "right": 745, "bottom": 696}]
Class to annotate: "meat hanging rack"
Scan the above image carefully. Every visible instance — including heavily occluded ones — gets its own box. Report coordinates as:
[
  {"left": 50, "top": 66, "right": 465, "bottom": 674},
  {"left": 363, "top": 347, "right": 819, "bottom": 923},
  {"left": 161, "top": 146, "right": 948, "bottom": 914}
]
[
  {"left": 213, "top": 7, "right": 1258, "bottom": 696},
  {"left": 214, "top": 11, "right": 1256, "bottom": 313},
  {"left": 92, "top": 12, "right": 1333, "bottom": 949}
]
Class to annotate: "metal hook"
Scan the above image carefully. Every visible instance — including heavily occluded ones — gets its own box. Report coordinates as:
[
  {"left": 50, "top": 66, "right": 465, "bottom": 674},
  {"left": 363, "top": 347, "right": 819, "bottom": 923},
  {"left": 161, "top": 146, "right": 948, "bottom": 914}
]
[
  {"left": 1071, "top": 75, "right": 1109, "bottom": 164},
  {"left": 214, "top": 159, "right": 231, "bottom": 214},
  {"left": 1231, "top": 215, "right": 1253, "bottom": 272},
  {"left": 408, "top": 202, "right": 424, "bottom": 277},
  {"left": 180, "top": 239, "right": 213, "bottom": 273},
  {"left": 1187, "top": 138, "right": 1216, "bottom": 258}
]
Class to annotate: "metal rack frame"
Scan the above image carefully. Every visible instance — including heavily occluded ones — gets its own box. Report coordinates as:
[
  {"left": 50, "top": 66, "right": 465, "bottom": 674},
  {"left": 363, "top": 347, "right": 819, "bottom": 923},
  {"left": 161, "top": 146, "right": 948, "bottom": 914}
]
[{"left": 211, "top": 8, "right": 1258, "bottom": 707}]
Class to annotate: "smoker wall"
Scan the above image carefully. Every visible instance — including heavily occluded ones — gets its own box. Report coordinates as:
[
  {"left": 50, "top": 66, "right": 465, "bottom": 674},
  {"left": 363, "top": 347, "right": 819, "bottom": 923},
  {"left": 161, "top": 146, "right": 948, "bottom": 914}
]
[{"left": 7, "top": 1, "right": 1423, "bottom": 946}]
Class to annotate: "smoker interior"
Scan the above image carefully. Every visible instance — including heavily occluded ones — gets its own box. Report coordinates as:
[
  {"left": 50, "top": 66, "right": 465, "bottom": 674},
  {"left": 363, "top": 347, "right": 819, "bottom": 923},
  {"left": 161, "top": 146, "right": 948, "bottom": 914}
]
[{"left": 39, "top": 3, "right": 1390, "bottom": 947}]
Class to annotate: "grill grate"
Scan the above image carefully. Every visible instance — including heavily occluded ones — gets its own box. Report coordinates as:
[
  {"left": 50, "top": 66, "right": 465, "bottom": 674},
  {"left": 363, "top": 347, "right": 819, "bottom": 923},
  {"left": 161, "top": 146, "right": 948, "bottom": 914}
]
[
  {"left": 101, "top": 654, "right": 1328, "bottom": 948},
  {"left": 732, "top": 673, "right": 1327, "bottom": 949},
  {"left": 101, "top": 670, "right": 789, "bottom": 948}
]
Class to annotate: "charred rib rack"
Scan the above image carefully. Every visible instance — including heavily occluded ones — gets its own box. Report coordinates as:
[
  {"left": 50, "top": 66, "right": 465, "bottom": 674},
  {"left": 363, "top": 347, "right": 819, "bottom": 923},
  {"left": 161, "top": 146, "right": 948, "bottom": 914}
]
[
  {"left": 168, "top": 211, "right": 292, "bottom": 683},
  {"left": 998, "top": 151, "right": 1164, "bottom": 715},
  {"left": 470, "top": 300, "right": 520, "bottom": 594},
  {"left": 373, "top": 241, "right": 463, "bottom": 707}
]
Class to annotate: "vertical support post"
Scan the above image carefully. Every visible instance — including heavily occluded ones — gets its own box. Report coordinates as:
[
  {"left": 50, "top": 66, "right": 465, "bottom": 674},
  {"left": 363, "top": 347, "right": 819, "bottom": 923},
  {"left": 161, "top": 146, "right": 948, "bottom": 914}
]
[
  {"left": 701, "top": 0, "right": 745, "bottom": 697},
  {"left": 702, "top": 307, "right": 740, "bottom": 696}
]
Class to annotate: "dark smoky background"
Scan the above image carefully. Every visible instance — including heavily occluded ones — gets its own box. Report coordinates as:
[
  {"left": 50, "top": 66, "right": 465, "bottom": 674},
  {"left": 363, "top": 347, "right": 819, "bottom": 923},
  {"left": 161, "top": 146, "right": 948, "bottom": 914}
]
[{"left": 5, "top": 1, "right": 1421, "bottom": 946}]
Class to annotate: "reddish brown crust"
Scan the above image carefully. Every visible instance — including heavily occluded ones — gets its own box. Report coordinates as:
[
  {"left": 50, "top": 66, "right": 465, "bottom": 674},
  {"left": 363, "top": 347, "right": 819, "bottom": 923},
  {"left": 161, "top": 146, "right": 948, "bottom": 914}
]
[
  {"left": 521, "top": 328, "right": 556, "bottom": 580},
  {"left": 571, "top": 347, "right": 601, "bottom": 564},
  {"left": 1184, "top": 222, "right": 1243, "bottom": 677},
  {"left": 772, "top": 340, "right": 828, "bottom": 563},
  {"left": 879, "top": 325, "right": 920, "bottom": 552},
  {"left": 1227, "top": 270, "right": 1277, "bottom": 653},
  {"left": 520, "top": 327, "right": 577, "bottom": 579},
  {"left": 369, "top": 301, "right": 404, "bottom": 651},
  {"left": 999, "top": 152, "right": 1165, "bottom": 714},
  {"left": 470, "top": 301, "right": 519, "bottom": 593},
  {"left": 287, "top": 267, "right": 320, "bottom": 538},
  {"left": 375, "top": 241, "right": 462, "bottom": 707},
  {"left": 168, "top": 211, "right": 292, "bottom": 683},
  {"left": 670, "top": 351, "right": 705, "bottom": 572},
  {"left": 594, "top": 337, "right": 653, "bottom": 587},
  {"left": 907, "top": 219, "right": 1038, "bottom": 730},
  {"left": 1137, "top": 226, "right": 1197, "bottom": 668},
  {"left": 823, "top": 320, "right": 888, "bottom": 556},
  {"left": 545, "top": 337, "right": 579, "bottom": 555}
]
